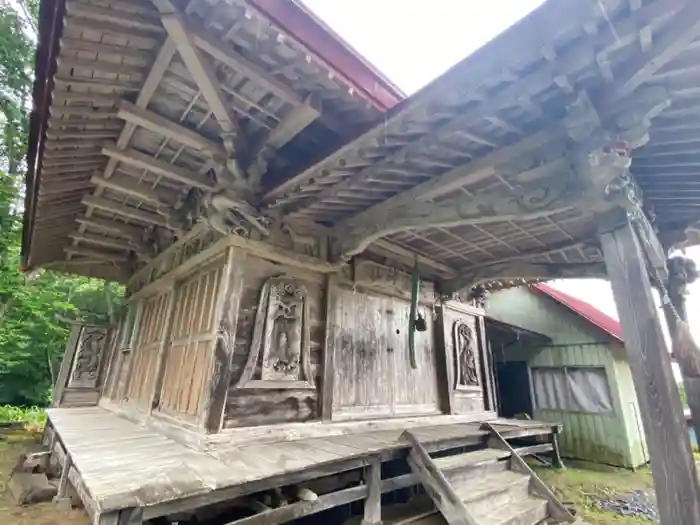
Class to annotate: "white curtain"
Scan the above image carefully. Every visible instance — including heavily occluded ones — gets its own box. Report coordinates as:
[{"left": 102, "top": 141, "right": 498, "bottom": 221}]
[{"left": 532, "top": 366, "right": 613, "bottom": 413}]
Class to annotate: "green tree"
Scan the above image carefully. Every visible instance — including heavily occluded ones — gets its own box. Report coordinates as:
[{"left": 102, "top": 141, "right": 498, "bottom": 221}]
[{"left": 0, "top": 1, "right": 125, "bottom": 406}]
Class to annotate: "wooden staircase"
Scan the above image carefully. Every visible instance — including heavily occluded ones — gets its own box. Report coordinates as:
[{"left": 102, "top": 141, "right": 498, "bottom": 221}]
[{"left": 395, "top": 424, "right": 576, "bottom": 525}]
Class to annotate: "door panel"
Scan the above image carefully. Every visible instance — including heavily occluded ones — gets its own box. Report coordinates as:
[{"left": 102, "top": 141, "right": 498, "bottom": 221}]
[
  {"left": 332, "top": 288, "right": 393, "bottom": 420},
  {"left": 390, "top": 301, "right": 441, "bottom": 416}
]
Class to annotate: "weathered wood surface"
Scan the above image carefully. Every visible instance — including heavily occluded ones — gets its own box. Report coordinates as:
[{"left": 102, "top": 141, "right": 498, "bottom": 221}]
[
  {"left": 402, "top": 430, "right": 477, "bottom": 525},
  {"left": 600, "top": 219, "right": 700, "bottom": 524},
  {"left": 47, "top": 406, "right": 557, "bottom": 519},
  {"left": 330, "top": 286, "right": 441, "bottom": 421},
  {"left": 484, "top": 422, "right": 574, "bottom": 522},
  {"left": 223, "top": 257, "right": 325, "bottom": 429}
]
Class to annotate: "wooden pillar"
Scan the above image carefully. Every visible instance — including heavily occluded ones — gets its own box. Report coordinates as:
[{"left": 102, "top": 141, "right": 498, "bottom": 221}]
[
  {"left": 361, "top": 457, "right": 382, "bottom": 525},
  {"left": 202, "top": 246, "right": 247, "bottom": 433},
  {"left": 600, "top": 219, "right": 700, "bottom": 524},
  {"left": 320, "top": 274, "right": 338, "bottom": 421}
]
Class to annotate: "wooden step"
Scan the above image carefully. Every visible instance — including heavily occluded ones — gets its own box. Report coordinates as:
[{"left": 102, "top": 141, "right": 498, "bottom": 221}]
[
  {"left": 433, "top": 448, "right": 511, "bottom": 472},
  {"left": 473, "top": 497, "right": 548, "bottom": 525},
  {"left": 454, "top": 471, "right": 530, "bottom": 517}
]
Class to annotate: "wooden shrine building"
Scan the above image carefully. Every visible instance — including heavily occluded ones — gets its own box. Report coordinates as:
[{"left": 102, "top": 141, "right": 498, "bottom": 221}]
[{"left": 21, "top": 0, "right": 700, "bottom": 524}]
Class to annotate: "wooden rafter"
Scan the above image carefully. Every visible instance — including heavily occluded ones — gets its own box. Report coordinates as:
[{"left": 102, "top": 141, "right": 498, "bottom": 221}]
[
  {"left": 90, "top": 173, "right": 175, "bottom": 206},
  {"left": 81, "top": 196, "right": 172, "bottom": 229},
  {"left": 156, "top": 6, "right": 246, "bottom": 177},
  {"left": 116, "top": 100, "right": 226, "bottom": 158},
  {"left": 75, "top": 217, "right": 146, "bottom": 242},
  {"left": 71, "top": 36, "right": 178, "bottom": 257},
  {"left": 64, "top": 246, "right": 129, "bottom": 264},
  {"left": 604, "top": 1, "right": 700, "bottom": 102},
  {"left": 68, "top": 232, "right": 143, "bottom": 254},
  {"left": 101, "top": 144, "right": 215, "bottom": 191}
]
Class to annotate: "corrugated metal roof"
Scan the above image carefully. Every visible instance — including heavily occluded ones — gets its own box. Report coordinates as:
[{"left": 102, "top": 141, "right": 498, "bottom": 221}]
[{"left": 531, "top": 283, "right": 623, "bottom": 343}]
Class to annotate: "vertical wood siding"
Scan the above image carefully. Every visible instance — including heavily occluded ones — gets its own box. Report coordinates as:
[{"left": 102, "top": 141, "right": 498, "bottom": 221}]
[
  {"left": 157, "top": 257, "right": 223, "bottom": 421},
  {"left": 126, "top": 293, "right": 171, "bottom": 408},
  {"left": 330, "top": 286, "right": 440, "bottom": 421}
]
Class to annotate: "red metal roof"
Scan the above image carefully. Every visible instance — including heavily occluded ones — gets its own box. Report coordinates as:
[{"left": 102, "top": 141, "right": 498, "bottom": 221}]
[
  {"left": 248, "top": 0, "right": 405, "bottom": 111},
  {"left": 531, "top": 283, "right": 623, "bottom": 343}
]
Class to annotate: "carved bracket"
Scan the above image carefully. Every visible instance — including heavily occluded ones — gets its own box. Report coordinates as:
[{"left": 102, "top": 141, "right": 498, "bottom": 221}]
[{"left": 235, "top": 276, "right": 314, "bottom": 390}]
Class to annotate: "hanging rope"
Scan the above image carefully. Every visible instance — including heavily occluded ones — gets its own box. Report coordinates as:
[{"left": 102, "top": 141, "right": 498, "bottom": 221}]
[{"left": 629, "top": 213, "right": 700, "bottom": 377}]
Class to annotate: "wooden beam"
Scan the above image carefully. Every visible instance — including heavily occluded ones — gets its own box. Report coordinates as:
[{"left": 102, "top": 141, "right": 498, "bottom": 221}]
[
  {"left": 187, "top": 20, "right": 306, "bottom": 108},
  {"left": 90, "top": 173, "right": 174, "bottom": 206},
  {"left": 604, "top": 2, "right": 700, "bottom": 101},
  {"left": 202, "top": 247, "right": 246, "bottom": 433},
  {"left": 64, "top": 247, "right": 129, "bottom": 263},
  {"left": 101, "top": 143, "right": 215, "bottom": 191},
  {"left": 157, "top": 10, "right": 243, "bottom": 147},
  {"left": 81, "top": 196, "right": 171, "bottom": 228},
  {"left": 440, "top": 261, "right": 607, "bottom": 295},
  {"left": 599, "top": 218, "right": 700, "bottom": 524},
  {"left": 330, "top": 129, "right": 556, "bottom": 230},
  {"left": 116, "top": 100, "right": 225, "bottom": 157},
  {"left": 75, "top": 217, "right": 146, "bottom": 241},
  {"left": 64, "top": 1, "right": 164, "bottom": 33},
  {"left": 335, "top": 172, "right": 576, "bottom": 260},
  {"left": 68, "top": 232, "right": 142, "bottom": 253}
]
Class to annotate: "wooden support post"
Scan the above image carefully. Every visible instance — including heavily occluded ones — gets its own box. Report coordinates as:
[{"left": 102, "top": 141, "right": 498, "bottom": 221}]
[
  {"left": 53, "top": 455, "right": 73, "bottom": 509},
  {"left": 202, "top": 246, "right": 247, "bottom": 433},
  {"left": 118, "top": 507, "right": 143, "bottom": 525},
  {"left": 600, "top": 219, "right": 700, "bottom": 524},
  {"left": 361, "top": 457, "right": 382, "bottom": 525},
  {"left": 320, "top": 275, "right": 337, "bottom": 421}
]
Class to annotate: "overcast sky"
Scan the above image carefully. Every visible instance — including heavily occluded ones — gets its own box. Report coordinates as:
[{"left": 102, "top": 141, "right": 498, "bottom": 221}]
[{"left": 303, "top": 0, "right": 700, "bottom": 341}]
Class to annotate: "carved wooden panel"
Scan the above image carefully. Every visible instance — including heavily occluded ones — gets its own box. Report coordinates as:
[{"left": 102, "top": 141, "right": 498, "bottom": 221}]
[
  {"left": 452, "top": 320, "right": 480, "bottom": 391},
  {"left": 235, "top": 276, "right": 314, "bottom": 389},
  {"left": 68, "top": 326, "right": 108, "bottom": 389}
]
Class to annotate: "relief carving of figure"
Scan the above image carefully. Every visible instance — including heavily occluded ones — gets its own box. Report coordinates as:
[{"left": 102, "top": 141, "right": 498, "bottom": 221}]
[
  {"left": 453, "top": 321, "right": 479, "bottom": 388},
  {"left": 72, "top": 327, "right": 107, "bottom": 384},
  {"left": 268, "top": 284, "right": 303, "bottom": 375}
]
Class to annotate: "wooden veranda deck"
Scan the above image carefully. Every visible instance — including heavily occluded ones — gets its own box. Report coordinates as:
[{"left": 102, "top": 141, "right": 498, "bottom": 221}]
[{"left": 45, "top": 407, "right": 559, "bottom": 523}]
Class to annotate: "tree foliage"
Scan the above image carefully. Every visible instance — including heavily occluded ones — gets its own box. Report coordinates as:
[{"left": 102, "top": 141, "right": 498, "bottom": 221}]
[{"left": 0, "top": 1, "right": 124, "bottom": 406}]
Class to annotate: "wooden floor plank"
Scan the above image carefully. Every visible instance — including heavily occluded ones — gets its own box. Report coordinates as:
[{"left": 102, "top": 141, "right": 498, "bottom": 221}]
[{"left": 47, "top": 406, "right": 555, "bottom": 518}]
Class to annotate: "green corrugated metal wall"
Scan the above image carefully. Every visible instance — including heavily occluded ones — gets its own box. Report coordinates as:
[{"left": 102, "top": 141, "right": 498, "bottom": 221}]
[{"left": 487, "top": 288, "right": 648, "bottom": 468}]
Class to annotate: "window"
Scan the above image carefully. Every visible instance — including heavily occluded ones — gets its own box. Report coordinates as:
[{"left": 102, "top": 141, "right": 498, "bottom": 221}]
[{"left": 531, "top": 366, "right": 613, "bottom": 414}]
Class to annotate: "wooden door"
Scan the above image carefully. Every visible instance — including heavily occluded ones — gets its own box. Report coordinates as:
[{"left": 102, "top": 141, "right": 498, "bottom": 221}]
[
  {"left": 388, "top": 301, "right": 441, "bottom": 417},
  {"left": 125, "top": 293, "right": 171, "bottom": 409},
  {"left": 331, "top": 287, "right": 394, "bottom": 420}
]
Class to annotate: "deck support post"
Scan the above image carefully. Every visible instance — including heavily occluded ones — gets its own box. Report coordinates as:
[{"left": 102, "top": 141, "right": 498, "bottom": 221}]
[
  {"left": 53, "top": 454, "right": 73, "bottom": 509},
  {"left": 361, "top": 457, "right": 382, "bottom": 525},
  {"left": 599, "top": 218, "right": 700, "bottom": 524}
]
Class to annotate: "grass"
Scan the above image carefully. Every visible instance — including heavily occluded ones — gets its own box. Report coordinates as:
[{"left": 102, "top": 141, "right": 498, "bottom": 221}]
[
  {"left": 0, "top": 405, "right": 47, "bottom": 433},
  {"left": 535, "top": 461, "right": 655, "bottom": 525}
]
